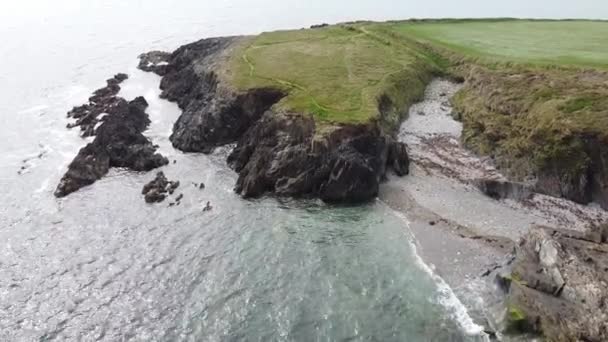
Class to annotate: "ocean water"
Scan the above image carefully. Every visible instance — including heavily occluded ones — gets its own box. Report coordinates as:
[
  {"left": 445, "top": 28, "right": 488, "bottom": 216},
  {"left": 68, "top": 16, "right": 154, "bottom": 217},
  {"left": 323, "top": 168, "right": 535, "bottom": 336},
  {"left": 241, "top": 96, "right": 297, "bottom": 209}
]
[{"left": 0, "top": 1, "right": 490, "bottom": 341}]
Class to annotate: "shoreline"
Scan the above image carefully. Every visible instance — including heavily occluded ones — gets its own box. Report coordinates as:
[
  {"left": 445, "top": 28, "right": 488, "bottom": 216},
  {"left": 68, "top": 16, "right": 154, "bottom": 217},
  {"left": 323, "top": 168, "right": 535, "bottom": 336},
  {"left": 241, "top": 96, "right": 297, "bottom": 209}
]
[{"left": 380, "top": 79, "right": 608, "bottom": 338}]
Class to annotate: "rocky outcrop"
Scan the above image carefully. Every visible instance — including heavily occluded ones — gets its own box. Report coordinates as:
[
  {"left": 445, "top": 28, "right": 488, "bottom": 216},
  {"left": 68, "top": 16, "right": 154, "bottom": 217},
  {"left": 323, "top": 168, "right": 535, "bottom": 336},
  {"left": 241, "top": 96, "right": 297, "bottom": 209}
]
[
  {"left": 534, "top": 136, "right": 608, "bottom": 210},
  {"left": 55, "top": 97, "right": 168, "bottom": 197},
  {"left": 66, "top": 73, "right": 128, "bottom": 137},
  {"left": 501, "top": 225, "right": 608, "bottom": 341},
  {"left": 153, "top": 37, "right": 285, "bottom": 153},
  {"left": 138, "top": 51, "right": 172, "bottom": 76},
  {"left": 139, "top": 37, "right": 411, "bottom": 202},
  {"left": 473, "top": 179, "right": 533, "bottom": 201},
  {"left": 226, "top": 112, "right": 408, "bottom": 202},
  {"left": 142, "top": 171, "right": 180, "bottom": 203}
]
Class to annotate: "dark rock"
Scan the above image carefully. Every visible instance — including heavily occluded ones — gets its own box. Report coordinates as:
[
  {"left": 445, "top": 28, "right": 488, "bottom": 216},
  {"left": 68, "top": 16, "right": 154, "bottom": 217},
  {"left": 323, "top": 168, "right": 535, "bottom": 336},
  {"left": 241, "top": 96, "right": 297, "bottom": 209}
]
[
  {"left": 504, "top": 226, "right": 608, "bottom": 340},
  {"left": 473, "top": 179, "right": 533, "bottom": 201},
  {"left": 226, "top": 112, "right": 406, "bottom": 203},
  {"left": 387, "top": 141, "right": 410, "bottom": 177},
  {"left": 203, "top": 201, "right": 213, "bottom": 211},
  {"left": 145, "top": 189, "right": 166, "bottom": 204},
  {"left": 199, "top": 182, "right": 205, "bottom": 190},
  {"left": 141, "top": 172, "right": 180, "bottom": 203},
  {"left": 533, "top": 137, "right": 608, "bottom": 210},
  {"left": 67, "top": 73, "right": 129, "bottom": 137},
  {"left": 55, "top": 97, "right": 168, "bottom": 197},
  {"left": 310, "top": 23, "right": 329, "bottom": 29},
  {"left": 138, "top": 51, "right": 172, "bottom": 76}
]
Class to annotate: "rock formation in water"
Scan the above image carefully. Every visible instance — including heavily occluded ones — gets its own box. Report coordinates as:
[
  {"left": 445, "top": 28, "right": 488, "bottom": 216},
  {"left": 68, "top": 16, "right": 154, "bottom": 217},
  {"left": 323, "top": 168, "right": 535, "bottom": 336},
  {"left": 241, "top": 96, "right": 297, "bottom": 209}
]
[
  {"left": 501, "top": 225, "right": 608, "bottom": 341},
  {"left": 139, "top": 37, "right": 411, "bottom": 203},
  {"left": 55, "top": 95, "right": 168, "bottom": 198},
  {"left": 66, "top": 73, "right": 129, "bottom": 137},
  {"left": 141, "top": 171, "right": 180, "bottom": 203}
]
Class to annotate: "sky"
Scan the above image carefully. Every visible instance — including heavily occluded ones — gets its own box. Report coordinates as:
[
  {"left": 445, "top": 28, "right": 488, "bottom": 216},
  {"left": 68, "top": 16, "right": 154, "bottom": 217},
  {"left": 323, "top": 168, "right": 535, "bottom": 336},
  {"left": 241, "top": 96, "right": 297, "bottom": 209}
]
[
  {"left": 0, "top": 0, "right": 606, "bottom": 37},
  {"left": 1, "top": 0, "right": 607, "bottom": 22}
]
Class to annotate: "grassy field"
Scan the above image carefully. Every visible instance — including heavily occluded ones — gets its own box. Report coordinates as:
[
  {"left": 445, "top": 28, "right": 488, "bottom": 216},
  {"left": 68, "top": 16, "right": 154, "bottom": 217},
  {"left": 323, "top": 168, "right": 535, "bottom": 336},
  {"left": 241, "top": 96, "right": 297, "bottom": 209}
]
[
  {"left": 396, "top": 20, "right": 608, "bottom": 68},
  {"left": 224, "top": 19, "right": 608, "bottom": 129},
  {"left": 226, "top": 25, "right": 438, "bottom": 127}
]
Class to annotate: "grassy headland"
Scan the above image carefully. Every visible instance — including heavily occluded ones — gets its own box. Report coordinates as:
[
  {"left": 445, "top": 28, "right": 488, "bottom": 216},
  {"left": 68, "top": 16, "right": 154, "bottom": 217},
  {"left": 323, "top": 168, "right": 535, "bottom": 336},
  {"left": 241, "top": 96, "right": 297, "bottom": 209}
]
[
  {"left": 222, "top": 19, "right": 608, "bottom": 204},
  {"left": 224, "top": 24, "right": 440, "bottom": 130}
]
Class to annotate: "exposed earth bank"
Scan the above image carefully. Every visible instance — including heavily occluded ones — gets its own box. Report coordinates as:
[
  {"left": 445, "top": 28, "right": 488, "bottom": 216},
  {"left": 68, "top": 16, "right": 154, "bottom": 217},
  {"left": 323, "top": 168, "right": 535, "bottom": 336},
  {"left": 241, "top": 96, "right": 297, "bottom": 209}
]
[
  {"left": 139, "top": 37, "right": 411, "bottom": 203},
  {"left": 452, "top": 65, "right": 608, "bottom": 211}
]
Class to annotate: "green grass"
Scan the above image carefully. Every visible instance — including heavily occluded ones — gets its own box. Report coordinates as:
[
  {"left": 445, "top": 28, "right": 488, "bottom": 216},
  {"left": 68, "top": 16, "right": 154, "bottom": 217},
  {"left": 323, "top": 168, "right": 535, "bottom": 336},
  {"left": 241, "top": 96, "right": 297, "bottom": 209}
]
[
  {"left": 222, "top": 16, "right": 608, "bottom": 163},
  {"left": 394, "top": 20, "right": 608, "bottom": 69},
  {"left": 225, "top": 24, "right": 437, "bottom": 127}
]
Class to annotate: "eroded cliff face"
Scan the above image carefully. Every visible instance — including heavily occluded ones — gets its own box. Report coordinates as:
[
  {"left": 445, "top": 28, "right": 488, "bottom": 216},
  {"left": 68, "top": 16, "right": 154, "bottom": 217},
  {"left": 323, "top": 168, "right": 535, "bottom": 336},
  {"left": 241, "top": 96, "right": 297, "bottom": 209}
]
[
  {"left": 140, "top": 37, "right": 410, "bottom": 202},
  {"left": 452, "top": 66, "right": 608, "bottom": 210}
]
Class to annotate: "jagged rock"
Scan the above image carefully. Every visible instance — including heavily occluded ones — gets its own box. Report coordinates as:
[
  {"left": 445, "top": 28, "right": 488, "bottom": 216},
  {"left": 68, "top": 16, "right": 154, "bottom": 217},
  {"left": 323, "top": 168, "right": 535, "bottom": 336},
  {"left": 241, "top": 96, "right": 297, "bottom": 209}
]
[
  {"left": 55, "top": 97, "right": 168, "bottom": 197},
  {"left": 138, "top": 51, "right": 172, "bottom": 75},
  {"left": 67, "top": 73, "right": 129, "bottom": 137},
  {"left": 473, "top": 179, "right": 533, "bottom": 201},
  {"left": 141, "top": 172, "right": 180, "bottom": 203},
  {"left": 504, "top": 226, "right": 608, "bottom": 340}
]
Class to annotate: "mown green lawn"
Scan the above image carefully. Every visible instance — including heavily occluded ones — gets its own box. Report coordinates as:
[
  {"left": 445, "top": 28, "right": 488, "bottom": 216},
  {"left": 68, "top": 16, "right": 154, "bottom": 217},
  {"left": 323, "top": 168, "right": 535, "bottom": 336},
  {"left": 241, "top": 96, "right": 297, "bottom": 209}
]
[{"left": 394, "top": 20, "right": 608, "bottom": 68}]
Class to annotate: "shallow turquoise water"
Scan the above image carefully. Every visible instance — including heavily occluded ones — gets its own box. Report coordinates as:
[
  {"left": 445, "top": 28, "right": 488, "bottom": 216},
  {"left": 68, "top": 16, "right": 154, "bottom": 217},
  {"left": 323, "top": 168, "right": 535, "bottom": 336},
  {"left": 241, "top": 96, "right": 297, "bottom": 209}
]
[{"left": 0, "top": 1, "right": 490, "bottom": 340}]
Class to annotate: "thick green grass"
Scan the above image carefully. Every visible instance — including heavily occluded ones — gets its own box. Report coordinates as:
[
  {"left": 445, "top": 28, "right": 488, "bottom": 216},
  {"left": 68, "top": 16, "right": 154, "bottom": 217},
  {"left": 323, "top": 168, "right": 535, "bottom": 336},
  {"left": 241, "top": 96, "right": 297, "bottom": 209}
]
[
  {"left": 226, "top": 25, "right": 437, "bottom": 126},
  {"left": 224, "top": 19, "right": 608, "bottom": 130},
  {"left": 395, "top": 20, "right": 608, "bottom": 69}
]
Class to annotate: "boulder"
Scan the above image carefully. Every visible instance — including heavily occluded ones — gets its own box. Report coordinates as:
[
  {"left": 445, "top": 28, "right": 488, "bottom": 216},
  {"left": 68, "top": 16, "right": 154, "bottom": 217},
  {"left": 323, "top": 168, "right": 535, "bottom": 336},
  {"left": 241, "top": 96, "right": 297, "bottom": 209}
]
[
  {"left": 473, "top": 179, "right": 533, "bottom": 201},
  {"left": 504, "top": 226, "right": 608, "bottom": 340}
]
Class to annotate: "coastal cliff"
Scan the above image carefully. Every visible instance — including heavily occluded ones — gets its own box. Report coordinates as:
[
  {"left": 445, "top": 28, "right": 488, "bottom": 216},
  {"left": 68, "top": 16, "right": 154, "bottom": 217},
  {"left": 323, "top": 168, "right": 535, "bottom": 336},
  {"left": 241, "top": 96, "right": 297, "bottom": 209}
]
[
  {"left": 52, "top": 19, "right": 608, "bottom": 340},
  {"left": 139, "top": 31, "right": 423, "bottom": 202},
  {"left": 453, "top": 66, "right": 608, "bottom": 210}
]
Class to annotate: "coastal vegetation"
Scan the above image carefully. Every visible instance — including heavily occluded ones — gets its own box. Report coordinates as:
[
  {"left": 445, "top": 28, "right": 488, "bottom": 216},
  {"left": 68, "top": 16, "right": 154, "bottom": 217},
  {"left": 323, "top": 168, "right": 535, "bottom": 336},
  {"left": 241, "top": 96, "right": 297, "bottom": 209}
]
[
  {"left": 122, "top": 19, "right": 608, "bottom": 340},
  {"left": 221, "top": 20, "right": 608, "bottom": 209},
  {"left": 225, "top": 25, "right": 438, "bottom": 129}
]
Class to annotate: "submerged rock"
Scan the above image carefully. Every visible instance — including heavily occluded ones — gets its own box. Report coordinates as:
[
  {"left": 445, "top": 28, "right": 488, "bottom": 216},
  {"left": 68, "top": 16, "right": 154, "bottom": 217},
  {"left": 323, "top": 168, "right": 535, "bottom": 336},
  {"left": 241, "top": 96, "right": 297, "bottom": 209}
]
[
  {"left": 141, "top": 172, "right": 180, "bottom": 203},
  {"left": 203, "top": 201, "right": 213, "bottom": 212},
  {"left": 504, "top": 226, "right": 608, "bottom": 340},
  {"left": 55, "top": 97, "right": 168, "bottom": 197}
]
